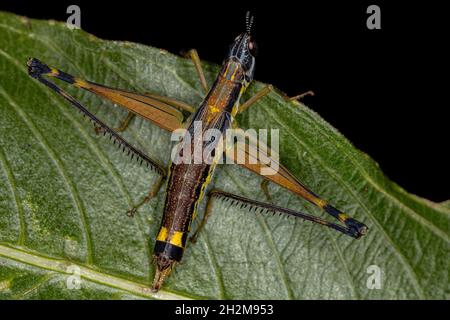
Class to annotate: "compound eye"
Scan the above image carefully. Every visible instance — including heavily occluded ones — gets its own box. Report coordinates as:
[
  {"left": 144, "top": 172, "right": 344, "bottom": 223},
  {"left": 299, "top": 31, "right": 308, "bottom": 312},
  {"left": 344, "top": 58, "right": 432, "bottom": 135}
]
[{"left": 248, "top": 38, "right": 258, "bottom": 56}]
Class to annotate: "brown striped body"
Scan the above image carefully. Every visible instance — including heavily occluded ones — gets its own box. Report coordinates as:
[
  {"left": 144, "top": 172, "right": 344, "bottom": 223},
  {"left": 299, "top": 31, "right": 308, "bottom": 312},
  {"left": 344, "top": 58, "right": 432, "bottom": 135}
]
[{"left": 151, "top": 57, "right": 251, "bottom": 290}]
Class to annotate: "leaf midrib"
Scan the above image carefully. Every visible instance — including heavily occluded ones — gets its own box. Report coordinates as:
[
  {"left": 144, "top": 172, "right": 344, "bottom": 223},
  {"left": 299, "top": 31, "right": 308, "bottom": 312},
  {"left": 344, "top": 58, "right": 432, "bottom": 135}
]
[{"left": 0, "top": 244, "right": 191, "bottom": 300}]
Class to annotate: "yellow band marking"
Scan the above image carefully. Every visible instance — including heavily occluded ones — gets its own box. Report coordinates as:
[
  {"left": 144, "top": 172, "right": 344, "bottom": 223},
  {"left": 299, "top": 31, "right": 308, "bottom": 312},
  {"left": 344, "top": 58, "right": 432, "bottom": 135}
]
[
  {"left": 230, "top": 67, "right": 238, "bottom": 81},
  {"left": 231, "top": 86, "right": 246, "bottom": 116},
  {"left": 50, "top": 68, "right": 59, "bottom": 76},
  {"left": 156, "top": 226, "right": 168, "bottom": 242},
  {"left": 169, "top": 231, "right": 184, "bottom": 248},
  {"left": 209, "top": 105, "right": 220, "bottom": 113},
  {"left": 156, "top": 227, "right": 185, "bottom": 248},
  {"left": 315, "top": 199, "right": 327, "bottom": 209},
  {"left": 224, "top": 63, "right": 230, "bottom": 76},
  {"left": 74, "top": 79, "right": 88, "bottom": 88}
]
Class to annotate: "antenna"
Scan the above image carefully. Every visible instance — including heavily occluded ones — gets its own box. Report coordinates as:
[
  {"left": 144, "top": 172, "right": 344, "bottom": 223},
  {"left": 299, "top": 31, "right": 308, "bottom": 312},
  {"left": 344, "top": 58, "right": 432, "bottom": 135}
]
[{"left": 245, "top": 11, "right": 254, "bottom": 34}]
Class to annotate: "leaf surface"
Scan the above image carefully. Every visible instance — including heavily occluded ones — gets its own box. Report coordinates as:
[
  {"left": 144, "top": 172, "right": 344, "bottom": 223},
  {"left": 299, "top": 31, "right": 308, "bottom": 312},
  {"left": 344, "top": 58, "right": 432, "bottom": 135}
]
[{"left": 0, "top": 12, "right": 448, "bottom": 299}]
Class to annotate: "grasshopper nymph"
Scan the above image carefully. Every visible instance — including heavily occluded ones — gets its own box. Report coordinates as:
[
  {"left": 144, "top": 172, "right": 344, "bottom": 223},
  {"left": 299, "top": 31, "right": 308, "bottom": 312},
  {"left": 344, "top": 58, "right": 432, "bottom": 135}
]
[{"left": 27, "top": 12, "right": 368, "bottom": 292}]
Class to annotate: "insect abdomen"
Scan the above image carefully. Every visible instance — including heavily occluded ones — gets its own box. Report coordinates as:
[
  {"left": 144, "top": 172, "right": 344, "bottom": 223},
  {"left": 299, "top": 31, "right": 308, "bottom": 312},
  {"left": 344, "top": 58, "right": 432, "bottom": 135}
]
[
  {"left": 154, "top": 227, "right": 188, "bottom": 261},
  {"left": 154, "top": 162, "right": 212, "bottom": 259}
]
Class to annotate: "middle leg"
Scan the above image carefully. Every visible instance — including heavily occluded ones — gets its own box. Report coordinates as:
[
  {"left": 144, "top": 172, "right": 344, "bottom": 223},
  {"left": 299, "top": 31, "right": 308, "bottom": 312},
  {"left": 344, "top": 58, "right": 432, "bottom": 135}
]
[
  {"left": 127, "top": 175, "right": 165, "bottom": 217},
  {"left": 238, "top": 86, "right": 315, "bottom": 115},
  {"left": 189, "top": 193, "right": 216, "bottom": 244},
  {"left": 186, "top": 49, "right": 209, "bottom": 94}
]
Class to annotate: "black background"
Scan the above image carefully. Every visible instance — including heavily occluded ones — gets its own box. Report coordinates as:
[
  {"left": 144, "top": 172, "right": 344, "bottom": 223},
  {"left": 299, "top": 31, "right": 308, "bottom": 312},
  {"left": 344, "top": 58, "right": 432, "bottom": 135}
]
[{"left": 1, "top": 0, "right": 448, "bottom": 201}]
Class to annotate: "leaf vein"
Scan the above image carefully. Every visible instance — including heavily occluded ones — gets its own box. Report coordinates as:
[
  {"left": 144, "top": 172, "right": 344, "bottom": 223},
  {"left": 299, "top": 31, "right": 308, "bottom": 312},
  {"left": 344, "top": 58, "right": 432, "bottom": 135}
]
[
  {"left": 266, "top": 106, "right": 427, "bottom": 299},
  {"left": 0, "top": 147, "right": 26, "bottom": 245}
]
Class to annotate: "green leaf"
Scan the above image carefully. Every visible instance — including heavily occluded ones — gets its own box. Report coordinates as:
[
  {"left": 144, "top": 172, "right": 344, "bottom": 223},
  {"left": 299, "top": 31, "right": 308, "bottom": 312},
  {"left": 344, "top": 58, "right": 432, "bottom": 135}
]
[
  {"left": 441, "top": 200, "right": 450, "bottom": 210},
  {"left": 0, "top": 11, "right": 449, "bottom": 300}
]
